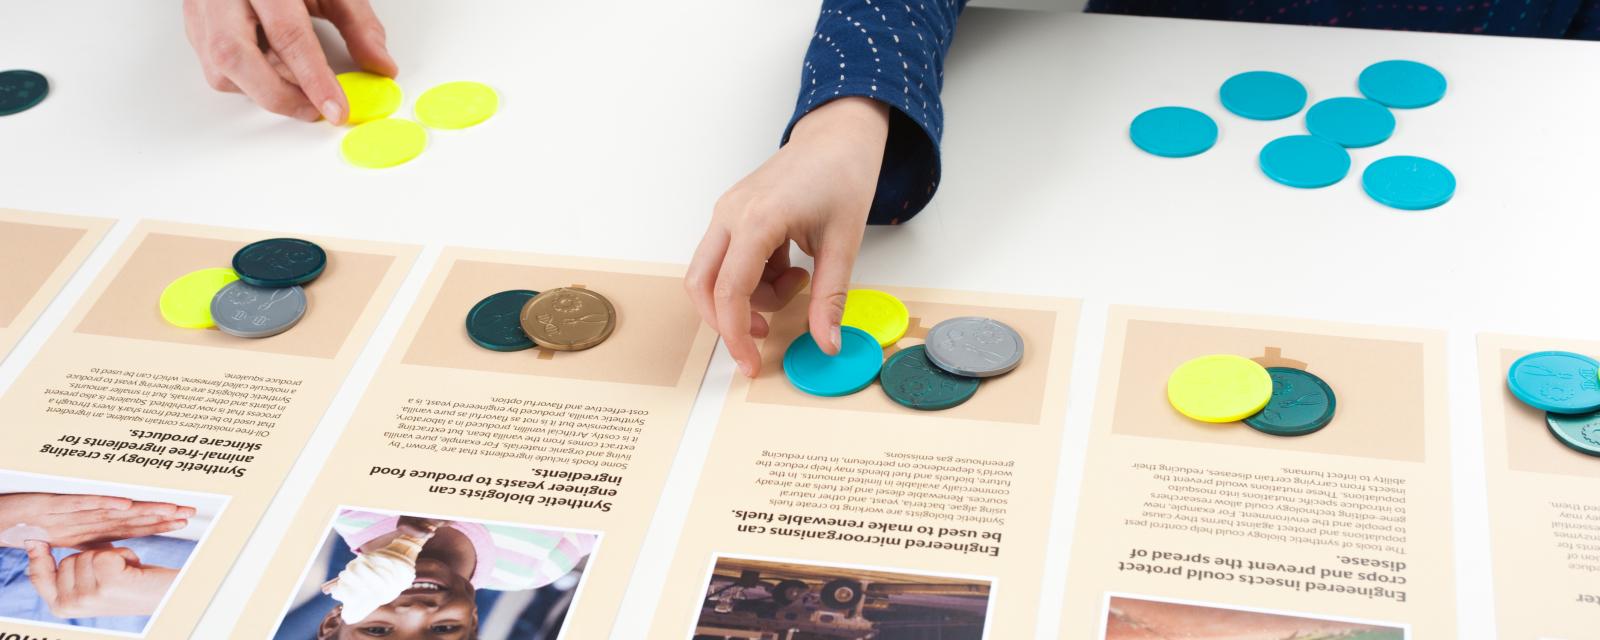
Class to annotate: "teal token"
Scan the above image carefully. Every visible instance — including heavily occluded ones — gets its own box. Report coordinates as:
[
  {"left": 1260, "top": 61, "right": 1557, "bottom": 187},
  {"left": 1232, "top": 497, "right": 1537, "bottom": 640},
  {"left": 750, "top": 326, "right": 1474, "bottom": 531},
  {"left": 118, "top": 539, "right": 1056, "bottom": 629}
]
[
  {"left": 879, "top": 345, "right": 980, "bottom": 411},
  {"left": 0, "top": 70, "right": 48, "bottom": 116},
  {"left": 1219, "top": 71, "right": 1307, "bottom": 120},
  {"left": 1305, "top": 97, "right": 1395, "bottom": 148},
  {"left": 783, "top": 326, "right": 883, "bottom": 397},
  {"left": 1129, "top": 106, "right": 1218, "bottom": 158},
  {"left": 1508, "top": 351, "right": 1600, "bottom": 414},
  {"left": 466, "top": 290, "right": 538, "bottom": 352},
  {"left": 232, "top": 238, "right": 327, "bottom": 288},
  {"left": 1546, "top": 410, "right": 1600, "bottom": 458},
  {"left": 1259, "top": 135, "right": 1351, "bottom": 188},
  {"left": 1362, "top": 156, "right": 1455, "bottom": 210},
  {"left": 1358, "top": 60, "right": 1446, "bottom": 109},
  {"left": 1243, "top": 368, "right": 1337, "bottom": 437}
]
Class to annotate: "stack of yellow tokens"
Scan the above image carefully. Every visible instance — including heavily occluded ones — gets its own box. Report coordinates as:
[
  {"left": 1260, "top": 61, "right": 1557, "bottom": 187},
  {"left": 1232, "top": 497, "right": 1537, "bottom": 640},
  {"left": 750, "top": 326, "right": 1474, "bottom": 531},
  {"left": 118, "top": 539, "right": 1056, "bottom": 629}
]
[{"left": 335, "top": 72, "right": 499, "bottom": 169}]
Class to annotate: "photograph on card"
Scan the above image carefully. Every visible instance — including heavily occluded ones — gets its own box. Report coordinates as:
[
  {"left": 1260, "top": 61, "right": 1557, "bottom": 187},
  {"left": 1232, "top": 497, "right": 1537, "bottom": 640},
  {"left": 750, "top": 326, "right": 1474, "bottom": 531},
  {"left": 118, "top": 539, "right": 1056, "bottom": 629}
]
[{"left": 1101, "top": 594, "right": 1406, "bottom": 639}]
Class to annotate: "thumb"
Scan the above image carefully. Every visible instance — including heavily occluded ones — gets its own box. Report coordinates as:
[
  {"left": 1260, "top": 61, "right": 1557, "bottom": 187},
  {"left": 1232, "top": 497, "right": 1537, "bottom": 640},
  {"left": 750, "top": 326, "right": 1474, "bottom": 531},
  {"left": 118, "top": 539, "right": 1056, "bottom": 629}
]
[
  {"left": 110, "top": 546, "right": 142, "bottom": 567},
  {"left": 23, "top": 541, "right": 59, "bottom": 605},
  {"left": 807, "top": 234, "right": 861, "bottom": 356}
]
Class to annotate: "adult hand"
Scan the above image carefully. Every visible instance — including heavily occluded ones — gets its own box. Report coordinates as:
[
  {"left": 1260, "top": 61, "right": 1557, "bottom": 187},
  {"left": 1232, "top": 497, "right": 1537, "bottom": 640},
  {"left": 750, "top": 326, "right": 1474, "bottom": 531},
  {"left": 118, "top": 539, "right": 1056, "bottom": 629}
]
[
  {"left": 686, "top": 97, "right": 889, "bottom": 377},
  {"left": 24, "top": 542, "right": 179, "bottom": 619},
  {"left": 181, "top": 0, "right": 398, "bottom": 123},
  {"left": 0, "top": 493, "right": 194, "bottom": 549}
]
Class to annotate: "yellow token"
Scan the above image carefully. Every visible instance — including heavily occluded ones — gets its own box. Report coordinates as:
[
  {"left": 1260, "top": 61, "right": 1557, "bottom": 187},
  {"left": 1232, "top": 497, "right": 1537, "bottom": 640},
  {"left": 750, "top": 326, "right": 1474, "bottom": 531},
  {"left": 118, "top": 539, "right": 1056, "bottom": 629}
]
[
  {"left": 159, "top": 268, "right": 238, "bottom": 329},
  {"left": 414, "top": 81, "right": 499, "bottom": 130},
  {"left": 336, "top": 72, "right": 401, "bottom": 125},
  {"left": 840, "top": 289, "right": 909, "bottom": 347},
  {"left": 341, "top": 118, "right": 427, "bottom": 169},
  {"left": 1166, "top": 354, "right": 1273, "bottom": 423}
]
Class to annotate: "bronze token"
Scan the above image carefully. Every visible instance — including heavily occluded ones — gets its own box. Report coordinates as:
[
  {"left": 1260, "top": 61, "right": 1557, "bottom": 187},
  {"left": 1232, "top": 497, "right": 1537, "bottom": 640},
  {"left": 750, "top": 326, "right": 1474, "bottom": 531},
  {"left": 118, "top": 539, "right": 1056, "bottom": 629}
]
[{"left": 519, "top": 287, "right": 616, "bottom": 351}]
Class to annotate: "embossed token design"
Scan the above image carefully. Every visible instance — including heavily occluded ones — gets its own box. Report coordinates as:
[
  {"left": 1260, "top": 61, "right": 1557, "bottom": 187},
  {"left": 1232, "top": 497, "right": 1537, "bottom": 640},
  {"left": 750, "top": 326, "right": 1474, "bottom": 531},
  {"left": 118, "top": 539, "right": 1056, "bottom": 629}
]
[
  {"left": 465, "top": 290, "right": 538, "bottom": 352},
  {"left": 1167, "top": 354, "right": 1272, "bottom": 423},
  {"left": 841, "top": 289, "right": 909, "bottom": 347},
  {"left": 1243, "top": 367, "right": 1337, "bottom": 436},
  {"left": 519, "top": 287, "right": 616, "bottom": 351},
  {"left": 233, "top": 238, "right": 327, "bottom": 288},
  {"left": 1546, "top": 410, "right": 1600, "bottom": 458},
  {"left": 160, "top": 267, "right": 239, "bottom": 329},
  {"left": 924, "top": 317, "right": 1024, "bottom": 378},
  {"left": 1508, "top": 351, "right": 1600, "bottom": 414},
  {"left": 0, "top": 70, "right": 49, "bottom": 116},
  {"left": 880, "top": 345, "right": 979, "bottom": 410},
  {"left": 783, "top": 326, "right": 883, "bottom": 397},
  {"left": 210, "top": 281, "right": 308, "bottom": 338}
]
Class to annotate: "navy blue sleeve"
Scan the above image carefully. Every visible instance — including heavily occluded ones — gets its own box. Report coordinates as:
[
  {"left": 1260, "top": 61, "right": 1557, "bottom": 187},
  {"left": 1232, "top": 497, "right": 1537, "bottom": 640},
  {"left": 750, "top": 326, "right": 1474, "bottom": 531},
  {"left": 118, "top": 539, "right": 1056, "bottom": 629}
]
[{"left": 783, "top": 0, "right": 968, "bottom": 225}]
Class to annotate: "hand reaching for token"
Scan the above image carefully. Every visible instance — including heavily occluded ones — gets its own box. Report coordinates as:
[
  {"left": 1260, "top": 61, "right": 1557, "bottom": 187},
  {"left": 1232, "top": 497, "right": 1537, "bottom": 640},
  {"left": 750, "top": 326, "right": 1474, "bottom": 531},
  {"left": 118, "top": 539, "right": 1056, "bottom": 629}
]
[
  {"left": 0, "top": 493, "right": 194, "bottom": 550},
  {"left": 686, "top": 97, "right": 889, "bottom": 377},
  {"left": 24, "top": 542, "right": 179, "bottom": 619},
  {"left": 182, "top": 0, "right": 398, "bottom": 124}
]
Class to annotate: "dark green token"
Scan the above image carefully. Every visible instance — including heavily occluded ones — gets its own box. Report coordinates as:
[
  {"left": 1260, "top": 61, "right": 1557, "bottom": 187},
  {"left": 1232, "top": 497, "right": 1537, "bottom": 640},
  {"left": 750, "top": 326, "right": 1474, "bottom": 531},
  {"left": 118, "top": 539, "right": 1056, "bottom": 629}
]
[
  {"left": 879, "top": 345, "right": 979, "bottom": 411},
  {"left": 466, "top": 290, "right": 538, "bottom": 352},
  {"left": 232, "top": 238, "right": 327, "bottom": 287},
  {"left": 1243, "top": 367, "right": 1336, "bottom": 436},
  {"left": 0, "top": 70, "right": 48, "bottom": 116},
  {"left": 1546, "top": 410, "right": 1600, "bottom": 458}
]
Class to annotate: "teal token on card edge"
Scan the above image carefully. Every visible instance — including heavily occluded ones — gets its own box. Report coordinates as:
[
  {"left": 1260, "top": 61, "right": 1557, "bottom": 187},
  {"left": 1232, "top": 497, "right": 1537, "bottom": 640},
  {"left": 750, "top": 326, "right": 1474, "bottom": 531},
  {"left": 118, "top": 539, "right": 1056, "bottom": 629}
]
[
  {"left": 783, "top": 326, "right": 884, "bottom": 397},
  {"left": 1219, "top": 71, "right": 1308, "bottom": 121},
  {"left": 880, "top": 345, "right": 980, "bottom": 411},
  {"left": 1243, "top": 368, "right": 1337, "bottom": 437},
  {"left": 1305, "top": 97, "right": 1395, "bottom": 148},
  {"left": 0, "top": 70, "right": 48, "bottom": 117},
  {"left": 1129, "top": 106, "right": 1218, "bottom": 158},
  {"left": 466, "top": 290, "right": 538, "bottom": 352},
  {"left": 232, "top": 238, "right": 328, "bottom": 288},
  {"left": 1507, "top": 351, "right": 1600, "bottom": 415},
  {"left": 1363, "top": 156, "right": 1455, "bottom": 210},
  {"left": 1546, "top": 410, "right": 1600, "bottom": 458},
  {"left": 1259, "top": 135, "right": 1351, "bottom": 188},
  {"left": 1359, "top": 60, "right": 1446, "bottom": 109}
]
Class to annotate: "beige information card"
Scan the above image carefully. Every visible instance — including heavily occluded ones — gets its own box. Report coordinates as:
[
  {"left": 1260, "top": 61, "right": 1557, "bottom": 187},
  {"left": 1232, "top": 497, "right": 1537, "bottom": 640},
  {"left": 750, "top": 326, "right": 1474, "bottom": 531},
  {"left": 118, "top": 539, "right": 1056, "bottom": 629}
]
[
  {"left": 1479, "top": 334, "right": 1600, "bottom": 639},
  {"left": 1061, "top": 306, "right": 1454, "bottom": 638},
  {"left": 0, "top": 208, "right": 112, "bottom": 362},
  {"left": 647, "top": 286, "right": 1079, "bottom": 639},
  {"left": 231, "top": 248, "right": 717, "bottom": 640},
  {"left": 0, "top": 220, "right": 416, "bottom": 639}
]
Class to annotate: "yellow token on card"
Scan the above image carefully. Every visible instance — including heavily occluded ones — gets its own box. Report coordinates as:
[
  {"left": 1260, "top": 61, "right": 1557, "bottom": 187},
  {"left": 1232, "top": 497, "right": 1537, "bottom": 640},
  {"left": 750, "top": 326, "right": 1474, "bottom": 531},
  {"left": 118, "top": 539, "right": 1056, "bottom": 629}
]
[
  {"left": 341, "top": 118, "right": 427, "bottom": 168},
  {"left": 336, "top": 72, "right": 401, "bottom": 125},
  {"left": 1167, "top": 354, "right": 1273, "bottom": 423},
  {"left": 159, "top": 268, "right": 238, "bottom": 329},
  {"left": 840, "top": 289, "right": 909, "bottom": 347},
  {"left": 414, "top": 81, "right": 499, "bottom": 130}
]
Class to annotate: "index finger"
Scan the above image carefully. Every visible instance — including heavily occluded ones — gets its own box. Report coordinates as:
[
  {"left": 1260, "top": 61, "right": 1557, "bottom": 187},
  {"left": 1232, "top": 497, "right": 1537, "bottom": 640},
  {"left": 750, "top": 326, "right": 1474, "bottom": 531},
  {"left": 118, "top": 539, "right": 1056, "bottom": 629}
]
[
  {"left": 713, "top": 229, "right": 784, "bottom": 377},
  {"left": 250, "top": 0, "right": 347, "bottom": 123},
  {"left": 23, "top": 541, "right": 60, "bottom": 606},
  {"left": 52, "top": 495, "right": 133, "bottom": 513}
]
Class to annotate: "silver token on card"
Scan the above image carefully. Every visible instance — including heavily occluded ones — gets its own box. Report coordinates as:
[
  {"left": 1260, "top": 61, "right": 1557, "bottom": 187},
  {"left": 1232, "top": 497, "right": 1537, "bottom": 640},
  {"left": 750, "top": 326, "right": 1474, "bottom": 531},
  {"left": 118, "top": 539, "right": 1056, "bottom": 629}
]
[
  {"left": 210, "top": 281, "right": 308, "bottom": 338},
  {"left": 924, "top": 316, "right": 1024, "bottom": 377}
]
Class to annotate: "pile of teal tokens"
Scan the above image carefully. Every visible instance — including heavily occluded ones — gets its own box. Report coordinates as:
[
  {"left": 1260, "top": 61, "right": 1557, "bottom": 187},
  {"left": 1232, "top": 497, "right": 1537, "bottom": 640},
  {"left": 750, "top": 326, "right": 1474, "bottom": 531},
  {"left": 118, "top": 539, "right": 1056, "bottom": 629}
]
[
  {"left": 157, "top": 238, "right": 325, "bottom": 338},
  {"left": 1129, "top": 59, "right": 1454, "bottom": 211},
  {"left": 1507, "top": 350, "right": 1600, "bottom": 458},
  {"left": 781, "top": 289, "right": 1025, "bottom": 411}
]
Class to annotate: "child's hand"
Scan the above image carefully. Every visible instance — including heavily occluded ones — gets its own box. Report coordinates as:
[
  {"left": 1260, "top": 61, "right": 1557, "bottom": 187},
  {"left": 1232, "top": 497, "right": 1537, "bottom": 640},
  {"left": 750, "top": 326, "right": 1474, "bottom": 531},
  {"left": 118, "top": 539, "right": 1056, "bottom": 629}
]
[
  {"left": 0, "top": 493, "right": 193, "bottom": 549},
  {"left": 24, "top": 542, "right": 178, "bottom": 619},
  {"left": 686, "top": 97, "right": 890, "bottom": 377},
  {"left": 181, "top": 0, "right": 397, "bottom": 124}
]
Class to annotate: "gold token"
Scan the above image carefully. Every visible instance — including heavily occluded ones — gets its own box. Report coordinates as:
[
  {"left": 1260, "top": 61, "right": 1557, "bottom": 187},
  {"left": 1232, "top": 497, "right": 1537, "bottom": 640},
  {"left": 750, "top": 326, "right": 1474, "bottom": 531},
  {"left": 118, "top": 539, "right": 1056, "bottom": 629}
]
[{"left": 519, "top": 288, "right": 616, "bottom": 351}]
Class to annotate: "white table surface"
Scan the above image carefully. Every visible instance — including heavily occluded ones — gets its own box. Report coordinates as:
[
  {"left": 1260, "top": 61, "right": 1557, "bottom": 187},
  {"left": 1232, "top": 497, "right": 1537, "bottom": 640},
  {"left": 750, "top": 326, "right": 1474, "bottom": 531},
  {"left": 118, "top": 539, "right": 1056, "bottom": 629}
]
[{"left": 2, "top": 1, "right": 1597, "bottom": 637}]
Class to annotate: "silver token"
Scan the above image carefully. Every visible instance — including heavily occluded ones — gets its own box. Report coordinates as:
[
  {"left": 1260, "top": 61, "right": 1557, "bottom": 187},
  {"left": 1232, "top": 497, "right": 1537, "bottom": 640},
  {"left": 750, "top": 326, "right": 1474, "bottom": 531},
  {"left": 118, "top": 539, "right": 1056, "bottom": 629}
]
[
  {"left": 924, "top": 316, "right": 1024, "bottom": 378},
  {"left": 210, "top": 281, "right": 308, "bottom": 338}
]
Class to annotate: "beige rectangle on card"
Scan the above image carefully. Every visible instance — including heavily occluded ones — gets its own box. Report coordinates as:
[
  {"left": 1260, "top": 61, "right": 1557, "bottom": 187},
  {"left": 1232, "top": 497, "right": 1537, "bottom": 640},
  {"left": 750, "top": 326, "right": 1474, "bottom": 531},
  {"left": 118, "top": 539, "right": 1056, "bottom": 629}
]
[
  {"left": 1478, "top": 334, "right": 1600, "bottom": 639},
  {"left": 0, "top": 220, "right": 416, "bottom": 640},
  {"left": 0, "top": 208, "right": 112, "bottom": 361},
  {"left": 230, "top": 247, "right": 717, "bottom": 640},
  {"left": 1060, "top": 306, "right": 1453, "bottom": 638},
  {"left": 647, "top": 285, "right": 1079, "bottom": 639}
]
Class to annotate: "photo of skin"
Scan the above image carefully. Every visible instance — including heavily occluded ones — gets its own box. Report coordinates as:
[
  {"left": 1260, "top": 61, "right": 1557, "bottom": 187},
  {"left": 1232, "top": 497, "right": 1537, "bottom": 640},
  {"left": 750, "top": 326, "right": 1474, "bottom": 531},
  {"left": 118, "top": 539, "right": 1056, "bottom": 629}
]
[
  {"left": 1103, "top": 595, "right": 1405, "bottom": 640},
  {"left": 0, "top": 470, "right": 224, "bottom": 634},
  {"left": 273, "top": 509, "right": 598, "bottom": 640},
  {"left": 695, "top": 556, "right": 991, "bottom": 640}
]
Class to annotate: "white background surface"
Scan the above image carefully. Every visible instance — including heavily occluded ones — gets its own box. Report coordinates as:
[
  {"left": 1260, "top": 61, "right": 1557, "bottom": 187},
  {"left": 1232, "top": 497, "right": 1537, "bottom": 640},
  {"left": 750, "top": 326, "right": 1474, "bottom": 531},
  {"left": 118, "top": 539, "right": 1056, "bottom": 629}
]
[{"left": 2, "top": 1, "right": 1598, "bottom": 637}]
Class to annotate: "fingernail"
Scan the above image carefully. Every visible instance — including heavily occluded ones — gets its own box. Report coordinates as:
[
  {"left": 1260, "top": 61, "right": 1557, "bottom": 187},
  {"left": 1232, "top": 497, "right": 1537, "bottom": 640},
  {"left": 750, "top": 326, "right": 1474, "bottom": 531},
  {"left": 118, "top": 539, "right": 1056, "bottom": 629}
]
[
  {"left": 830, "top": 325, "right": 842, "bottom": 351},
  {"left": 320, "top": 100, "right": 342, "bottom": 123},
  {"left": 738, "top": 361, "right": 753, "bottom": 377}
]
